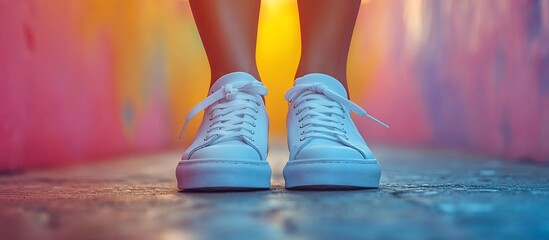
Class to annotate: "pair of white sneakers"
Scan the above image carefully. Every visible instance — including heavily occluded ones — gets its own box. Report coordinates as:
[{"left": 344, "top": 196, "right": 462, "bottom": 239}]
[{"left": 176, "top": 72, "right": 387, "bottom": 191}]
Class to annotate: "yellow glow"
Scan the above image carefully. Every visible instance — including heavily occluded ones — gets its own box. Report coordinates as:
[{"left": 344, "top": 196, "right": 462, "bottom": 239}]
[
  {"left": 257, "top": 0, "right": 301, "bottom": 139},
  {"left": 75, "top": 0, "right": 384, "bottom": 143}
]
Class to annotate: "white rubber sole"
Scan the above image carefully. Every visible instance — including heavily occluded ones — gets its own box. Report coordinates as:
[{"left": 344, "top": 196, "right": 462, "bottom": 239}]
[
  {"left": 176, "top": 159, "right": 272, "bottom": 191},
  {"left": 283, "top": 159, "right": 381, "bottom": 190}
]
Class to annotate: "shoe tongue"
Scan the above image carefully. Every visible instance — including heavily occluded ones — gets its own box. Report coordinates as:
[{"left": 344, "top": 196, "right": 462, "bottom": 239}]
[
  {"left": 209, "top": 72, "right": 258, "bottom": 94},
  {"left": 294, "top": 73, "right": 348, "bottom": 99}
]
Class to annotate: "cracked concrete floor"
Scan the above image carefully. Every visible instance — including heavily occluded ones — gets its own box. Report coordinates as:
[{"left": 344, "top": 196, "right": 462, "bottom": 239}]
[{"left": 1, "top": 145, "right": 548, "bottom": 240}]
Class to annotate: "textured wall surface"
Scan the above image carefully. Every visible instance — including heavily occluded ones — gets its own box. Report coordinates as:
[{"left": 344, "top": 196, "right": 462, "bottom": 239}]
[{"left": 1, "top": 0, "right": 548, "bottom": 171}]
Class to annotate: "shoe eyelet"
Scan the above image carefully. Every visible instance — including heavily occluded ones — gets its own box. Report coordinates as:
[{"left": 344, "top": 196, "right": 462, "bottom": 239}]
[
  {"left": 299, "top": 124, "right": 303, "bottom": 128},
  {"left": 252, "top": 131, "right": 255, "bottom": 134},
  {"left": 252, "top": 138, "right": 255, "bottom": 142},
  {"left": 252, "top": 123, "right": 256, "bottom": 127},
  {"left": 300, "top": 137, "right": 304, "bottom": 141},
  {"left": 204, "top": 137, "right": 209, "bottom": 141}
]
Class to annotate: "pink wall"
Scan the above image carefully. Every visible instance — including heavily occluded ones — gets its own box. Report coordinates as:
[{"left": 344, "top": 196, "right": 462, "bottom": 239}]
[
  {"left": 0, "top": 0, "right": 200, "bottom": 170},
  {"left": 1, "top": 0, "right": 548, "bottom": 171},
  {"left": 351, "top": 0, "right": 549, "bottom": 162}
]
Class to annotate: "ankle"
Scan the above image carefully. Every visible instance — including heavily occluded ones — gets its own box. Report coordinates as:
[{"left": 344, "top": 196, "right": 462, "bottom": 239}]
[
  {"left": 210, "top": 69, "right": 261, "bottom": 87},
  {"left": 294, "top": 70, "right": 349, "bottom": 93}
]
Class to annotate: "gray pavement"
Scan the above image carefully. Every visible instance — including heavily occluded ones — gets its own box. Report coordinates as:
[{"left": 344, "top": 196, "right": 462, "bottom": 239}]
[{"left": 1, "top": 144, "right": 548, "bottom": 240}]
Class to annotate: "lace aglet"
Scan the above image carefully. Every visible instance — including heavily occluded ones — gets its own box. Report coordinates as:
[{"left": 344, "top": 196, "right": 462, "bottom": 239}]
[
  {"left": 379, "top": 121, "right": 390, "bottom": 129},
  {"left": 367, "top": 114, "right": 390, "bottom": 128},
  {"left": 178, "top": 121, "right": 189, "bottom": 141}
]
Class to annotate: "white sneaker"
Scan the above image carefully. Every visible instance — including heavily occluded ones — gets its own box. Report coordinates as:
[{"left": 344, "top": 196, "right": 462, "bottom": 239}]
[
  {"left": 283, "top": 73, "right": 388, "bottom": 189},
  {"left": 176, "top": 72, "right": 271, "bottom": 191}
]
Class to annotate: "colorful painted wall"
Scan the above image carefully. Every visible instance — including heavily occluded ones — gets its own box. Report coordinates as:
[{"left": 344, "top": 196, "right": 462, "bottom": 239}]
[{"left": 1, "top": 0, "right": 548, "bottom": 171}]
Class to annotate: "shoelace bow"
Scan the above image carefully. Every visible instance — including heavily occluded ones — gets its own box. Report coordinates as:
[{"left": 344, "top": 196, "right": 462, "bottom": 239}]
[
  {"left": 179, "top": 81, "right": 267, "bottom": 143},
  {"left": 285, "top": 83, "right": 388, "bottom": 142}
]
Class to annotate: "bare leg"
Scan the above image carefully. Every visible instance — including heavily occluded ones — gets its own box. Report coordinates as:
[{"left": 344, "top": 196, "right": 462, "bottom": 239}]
[
  {"left": 295, "top": 0, "right": 361, "bottom": 92},
  {"left": 189, "top": 0, "right": 261, "bottom": 86}
]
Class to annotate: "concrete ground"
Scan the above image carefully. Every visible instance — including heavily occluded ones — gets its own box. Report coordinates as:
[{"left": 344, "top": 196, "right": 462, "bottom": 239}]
[{"left": 1, "top": 144, "right": 548, "bottom": 240}]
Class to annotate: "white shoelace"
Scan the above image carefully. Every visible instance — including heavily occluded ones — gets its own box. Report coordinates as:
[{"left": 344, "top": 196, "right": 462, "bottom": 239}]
[
  {"left": 285, "top": 83, "right": 388, "bottom": 142},
  {"left": 179, "top": 81, "right": 267, "bottom": 144}
]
